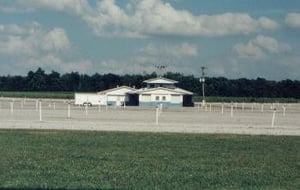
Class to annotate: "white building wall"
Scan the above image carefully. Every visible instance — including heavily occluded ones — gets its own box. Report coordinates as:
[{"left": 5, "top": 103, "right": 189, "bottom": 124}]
[
  {"left": 171, "top": 95, "right": 183, "bottom": 103},
  {"left": 75, "top": 93, "right": 101, "bottom": 105},
  {"left": 150, "top": 94, "right": 172, "bottom": 102},
  {"left": 107, "top": 95, "right": 127, "bottom": 106}
]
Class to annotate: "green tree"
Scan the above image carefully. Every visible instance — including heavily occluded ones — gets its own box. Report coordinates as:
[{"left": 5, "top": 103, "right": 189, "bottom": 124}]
[{"left": 26, "top": 68, "right": 47, "bottom": 91}]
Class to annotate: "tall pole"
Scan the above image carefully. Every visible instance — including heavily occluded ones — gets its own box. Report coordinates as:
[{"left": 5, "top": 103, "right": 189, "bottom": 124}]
[
  {"left": 202, "top": 80, "right": 205, "bottom": 102},
  {"left": 200, "top": 66, "right": 206, "bottom": 106}
]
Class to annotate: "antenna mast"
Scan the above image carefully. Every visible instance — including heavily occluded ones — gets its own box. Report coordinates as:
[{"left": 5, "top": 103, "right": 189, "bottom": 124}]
[{"left": 155, "top": 65, "right": 168, "bottom": 77}]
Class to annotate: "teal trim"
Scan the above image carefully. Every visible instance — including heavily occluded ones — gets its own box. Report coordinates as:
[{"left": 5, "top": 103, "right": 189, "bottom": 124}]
[
  {"left": 107, "top": 101, "right": 130, "bottom": 106},
  {"left": 139, "top": 101, "right": 182, "bottom": 107},
  {"left": 107, "top": 101, "right": 116, "bottom": 106}
]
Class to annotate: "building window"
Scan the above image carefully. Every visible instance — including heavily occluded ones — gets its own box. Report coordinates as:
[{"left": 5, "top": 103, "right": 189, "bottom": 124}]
[
  {"left": 155, "top": 96, "right": 160, "bottom": 101},
  {"left": 162, "top": 96, "right": 166, "bottom": 101}
]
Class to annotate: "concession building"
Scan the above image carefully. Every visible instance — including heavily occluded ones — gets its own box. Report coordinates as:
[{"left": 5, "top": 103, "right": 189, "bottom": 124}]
[
  {"left": 75, "top": 77, "right": 194, "bottom": 107},
  {"left": 127, "top": 77, "right": 194, "bottom": 107}
]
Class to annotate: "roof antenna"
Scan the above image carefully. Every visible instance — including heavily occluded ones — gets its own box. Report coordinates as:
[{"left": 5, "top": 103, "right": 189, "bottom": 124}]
[{"left": 155, "top": 65, "right": 168, "bottom": 77}]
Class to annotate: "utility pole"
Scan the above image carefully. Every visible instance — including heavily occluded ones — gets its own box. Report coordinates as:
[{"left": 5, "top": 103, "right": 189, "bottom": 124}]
[{"left": 200, "top": 66, "right": 206, "bottom": 106}]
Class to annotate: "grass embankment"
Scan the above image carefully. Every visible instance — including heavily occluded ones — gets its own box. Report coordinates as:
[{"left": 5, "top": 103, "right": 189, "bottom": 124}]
[{"left": 0, "top": 130, "right": 299, "bottom": 189}]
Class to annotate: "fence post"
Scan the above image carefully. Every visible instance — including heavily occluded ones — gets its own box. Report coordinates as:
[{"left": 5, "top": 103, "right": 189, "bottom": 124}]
[
  {"left": 221, "top": 103, "right": 224, "bottom": 115},
  {"left": 36, "top": 100, "right": 39, "bottom": 111},
  {"left": 271, "top": 108, "right": 276, "bottom": 128},
  {"left": 39, "top": 100, "right": 42, "bottom": 121},
  {"left": 85, "top": 104, "right": 88, "bottom": 116},
  {"left": 98, "top": 104, "right": 101, "bottom": 112},
  {"left": 159, "top": 103, "right": 163, "bottom": 115},
  {"left": 231, "top": 104, "right": 234, "bottom": 118},
  {"left": 10, "top": 102, "right": 14, "bottom": 115},
  {"left": 156, "top": 107, "right": 159, "bottom": 125},
  {"left": 21, "top": 99, "right": 24, "bottom": 109},
  {"left": 68, "top": 103, "right": 71, "bottom": 118},
  {"left": 283, "top": 106, "right": 286, "bottom": 116}
]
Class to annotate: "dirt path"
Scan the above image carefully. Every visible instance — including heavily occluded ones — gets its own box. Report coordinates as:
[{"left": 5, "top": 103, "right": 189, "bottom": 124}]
[{"left": 1, "top": 98, "right": 299, "bottom": 136}]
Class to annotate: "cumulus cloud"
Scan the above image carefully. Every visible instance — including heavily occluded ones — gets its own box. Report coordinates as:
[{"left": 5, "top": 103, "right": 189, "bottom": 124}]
[
  {"left": 285, "top": 13, "right": 300, "bottom": 28},
  {"left": 25, "top": 54, "right": 93, "bottom": 73},
  {"left": 139, "top": 42, "right": 198, "bottom": 58},
  {"left": 0, "top": 5, "right": 33, "bottom": 13},
  {"left": 0, "top": 23, "right": 70, "bottom": 55},
  {"left": 0, "top": 22, "right": 93, "bottom": 74},
  {"left": 234, "top": 35, "right": 291, "bottom": 59},
  {"left": 258, "top": 17, "right": 279, "bottom": 30},
  {"left": 42, "top": 28, "right": 70, "bottom": 51},
  {"left": 253, "top": 35, "right": 291, "bottom": 53},
  {"left": 235, "top": 42, "right": 265, "bottom": 59},
  {"left": 91, "top": 42, "right": 198, "bottom": 75},
  {"left": 17, "top": 0, "right": 93, "bottom": 15},
  {"left": 14, "top": 0, "right": 279, "bottom": 37}
]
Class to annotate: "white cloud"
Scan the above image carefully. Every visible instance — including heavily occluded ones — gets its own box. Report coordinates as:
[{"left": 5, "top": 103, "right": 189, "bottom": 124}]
[
  {"left": 0, "top": 22, "right": 89, "bottom": 75},
  {"left": 258, "top": 17, "right": 279, "bottom": 30},
  {"left": 15, "top": 0, "right": 279, "bottom": 38},
  {"left": 139, "top": 42, "right": 198, "bottom": 58},
  {"left": 17, "top": 0, "right": 92, "bottom": 15},
  {"left": 0, "top": 5, "right": 33, "bottom": 13},
  {"left": 42, "top": 28, "right": 70, "bottom": 52},
  {"left": 234, "top": 42, "right": 265, "bottom": 59},
  {"left": 234, "top": 35, "right": 291, "bottom": 59},
  {"left": 253, "top": 35, "right": 291, "bottom": 53},
  {"left": 285, "top": 13, "right": 300, "bottom": 28},
  {"left": 25, "top": 54, "right": 92, "bottom": 73},
  {"left": 0, "top": 23, "right": 70, "bottom": 55},
  {"left": 91, "top": 42, "right": 198, "bottom": 75},
  {"left": 0, "top": 23, "right": 31, "bottom": 35}
]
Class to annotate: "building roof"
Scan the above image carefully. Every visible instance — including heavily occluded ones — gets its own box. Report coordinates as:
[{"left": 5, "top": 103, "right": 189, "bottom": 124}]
[
  {"left": 128, "top": 87, "right": 193, "bottom": 95},
  {"left": 143, "top": 77, "right": 178, "bottom": 84},
  {"left": 97, "top": 86, "right": 135, "bottom": 95}
]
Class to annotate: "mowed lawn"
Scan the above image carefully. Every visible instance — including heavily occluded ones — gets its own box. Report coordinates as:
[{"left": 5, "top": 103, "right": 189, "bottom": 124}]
[{"left": 0, "top": 130, "right": 299, "bottom": 190}]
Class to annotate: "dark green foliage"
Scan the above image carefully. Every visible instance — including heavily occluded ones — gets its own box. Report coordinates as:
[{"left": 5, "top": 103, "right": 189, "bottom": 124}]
[
  {"left": 0, "top": 130, "right": 299, "bottom": 189},
  {"left": 0, "top": 68, "right": 300, "bottom": 98}
]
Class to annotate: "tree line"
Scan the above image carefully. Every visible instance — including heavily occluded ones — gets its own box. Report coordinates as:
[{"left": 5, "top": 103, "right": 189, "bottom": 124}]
[{"left": 0, "top": 68, "right": 299, "bottom": 98}]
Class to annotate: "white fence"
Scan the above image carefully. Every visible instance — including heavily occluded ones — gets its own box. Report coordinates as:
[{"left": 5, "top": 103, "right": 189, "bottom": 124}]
[{"left": 0, "top": 97, "right": 300, "bottom": 136}]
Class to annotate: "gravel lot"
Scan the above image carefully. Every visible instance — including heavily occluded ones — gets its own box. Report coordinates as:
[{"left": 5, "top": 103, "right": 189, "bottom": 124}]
[{"left": 0, "top": 98, "right": 299, "bottom": 136}]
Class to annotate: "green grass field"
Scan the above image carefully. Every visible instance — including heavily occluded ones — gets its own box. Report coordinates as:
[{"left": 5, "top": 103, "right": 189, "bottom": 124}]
[{"left": 0, "top": 130, "right": 299, "bottom": 189}]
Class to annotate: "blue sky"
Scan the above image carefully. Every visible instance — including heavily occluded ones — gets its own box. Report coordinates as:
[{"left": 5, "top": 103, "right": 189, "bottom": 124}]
[{"left": 0, "top": 0, "right": 299, "bottom": 80}]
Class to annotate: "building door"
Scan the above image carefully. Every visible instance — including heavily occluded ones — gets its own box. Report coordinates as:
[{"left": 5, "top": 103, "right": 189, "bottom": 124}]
[{"left": 183, "top": 95, "right": 194, "bottom": 107}]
